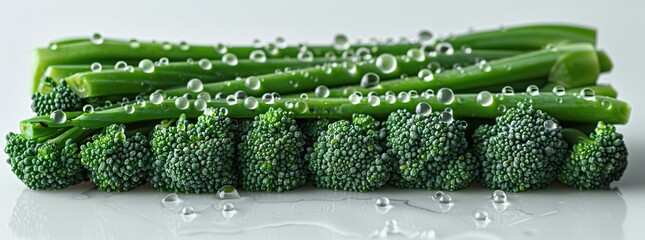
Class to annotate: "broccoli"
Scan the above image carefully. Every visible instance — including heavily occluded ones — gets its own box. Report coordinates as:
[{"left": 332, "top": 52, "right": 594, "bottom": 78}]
[
  {"left": 559, "top": 122, "right": 628, "bottom": 190},
  {"left": 386, "top": 109, "right": 477, "bottom": 191},
  {"left": 80, "top": 124, "right": 152, "bottom": 192},
  {"left": 4, "top": 127, "right": 89, "bottom": 190},
  {"left": 238, "top": 108, "right": 306, "bottom": 192},
  {"left": 474, "top": 102, "right": 569, "bottom": 192},
  {"left": 149, "top": 111, "right": 237, "bottom": 193},
  {"left": 308, "top": 114, "right": 389, "bottom": 192},
  {"left": 31, "top": 79, "right": 83, "bottom": 116}
]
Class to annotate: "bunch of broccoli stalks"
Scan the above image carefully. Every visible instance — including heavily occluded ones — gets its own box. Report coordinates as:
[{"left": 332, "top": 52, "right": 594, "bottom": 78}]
[{"left": 7, "top": 24, "right": 630, "bottom": 193}]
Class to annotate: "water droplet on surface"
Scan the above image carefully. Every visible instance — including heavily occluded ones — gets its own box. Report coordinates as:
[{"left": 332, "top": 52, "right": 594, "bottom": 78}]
[
  {"left": 299, "top": 93, "right": 309, "bottom": 100},
  {"left": 435, "top": 42, "right": 454, "bottom": 55},
  {"left": 91, "top": 33, "right": 104, "bottom": 44},
  {"left": 90, "top": 62, "right": 102, "bottom": 72},
  {"left": 375, "top": 197, "right": 390, "bottom": 207},
  {"left": 124, "top": 104, "right": 135, "bottom": 114},
  {"left": 197, "top": 92, "right": 211, "bottom": 102},
  {"left": 580, "top": 88, "right": 596, "bottom": 101},
  {"left": 552, "top": 85, "right": 566, "bottom": 96},
  {"left": 368, "top": 95, "right": 380, "bottom": 107},
  {"left": 217, "top": 185, "right": 240, "bottom": 199},
  {"left": 461, "top": 45, "right": 473, "bottom": 54},
  {"left": 175, "top": 97, "right": 189, "bottom": 110},
  {"left": 477, "top": 91, "right": 494, "bottom": 107},
  {"left": 544, "top": 119, "right": 557, "bottom": 130},
  {"left": 137, "top": 99, "right": 147, "bottom": 107},
  {"left": 397, "top": 92, "right": 410, "bottom": 103},
  {"left": 275, "top": 37, "right": 287, "bottom": 49},
  {"left": 348, "top": 93, "right": 362, "bottom": 104},
  {"left": 114, "top": 61, "right": 128, "bottom": 71},
  {"left": 297, "top": 50, "right": 314, "bottom": 62},
  {"left": 315, "top": 85, "right": 330, "bottom": 98},
  {"left": 129, "top": 39, "right": 140, "bottom": 48},
  {"left": 50, "top": 110, "right": 66, "bottom": 124},
  {"left": 440, "top": 109, "right": 454, "bottom": 123},
  {"left": 222, "top": 53, "right": 238, "bottom": 66},
  {"left": 193, "top": 99, "right": 207, "bottom": 111},
  {"left": 262, "top": 93, "right": 275, "bottom": 104},
  {"left": 526, "top": 85, "right": 540, "bottom": 96},
  {"left": 360, "top": 73, "right": 380, "bottom": 88},
  {"left": 249, "top": 50, "right": 267, "bottom": 63},
  {"left": 180, "top": 206, "right": 196, "bottom": 222},
  {"left": 149, "top": 92, "right": 164, "bottom": 104},
  {"left": 226, "top": 95, "right": 238, "bottom": 105},
  {"left": 333, "top": 34, "right": 350, "bottom": 51},
  {"left": 49, "top": 43, "right": 58, "bottom": 50},
  {"left": 356, "top": 47, "right": 372, "bottom": 60},
  {"left": 385, "top": 94, "right": 396, "bottom": 104},
  {"left": 244, "top": 76, "right": 261, "bottom": 90},
  {"left": 222, "top": 202, "right": 235, "bottom": 212},
  {"left": 497, "top": 104, "right": 507, "bottom": 113},
  {"left": 195, "top": 58, "right": 212, "bottom": 70},
  {"left": 186, "top": 78, "right": 204, "bottom": 92},
  {"left": 473, "top": 209, "right": 489, "bottom": 221},
  {"left": 492, "top": 190, "right": 508, "bottom": 204},
  {"left": 408, "top": 90, "right": 419, "bottom": 98},
  {"left": 501, "top": 86, "right": 514, "bottom": 95},
  {"left": 162, "top": 42, "right": 172, "bottom": 50},
  {"left": 138, "top": 59, "right": 155, "bottom": 73},
  {"left": 437, "top": 88, "right": 454, "bottom": 104},
  {"left": 83, "top": 104, "right": 94, "bottom": 113},
  {"left": 421, "top": 89, "right": 435, "bottom": 99},
  {"left": 601, "top": 100, "right": 612, "bottom": 110},
  {"left": 416, "top": 102, "right": 432, "bottom": 116},
  {"left": 161, "top": 193, "right": 181, "bottom": 209},
  {"left": 479, "top": 62, "right": 492, "bottom": 72},
  {"left": 244, "top": 97, "right": 258, "bottom": 110},
  {"left": 343, "top": 61, "right": 357, "bottom": 74},
  {"left": 294, "top": 101, "right": 308, "bottom": 113},
  {"left": 418, "top": 69, "right": 434, "bottom": 82},
  {"left": 375, "top": 54, "right": 398, "bottom": 74},
  {"left": 418, "top": 30, "right": 433, "bottom": 42},
  {"left": 406, "top": 48, "right": 425, "bottom": 62},
  {"left": 432, "top": 191, "right": 453, "bottom": 204}
]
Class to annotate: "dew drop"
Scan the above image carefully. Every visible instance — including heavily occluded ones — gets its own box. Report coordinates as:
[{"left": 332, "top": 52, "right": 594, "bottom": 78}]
[
  {"left": 215, "top": 43, "right": 227, "bottom": 54},
  {"left": 90, "top": 33, "right": 104, "bottom": 44},
  {"left": 356, "top": 47, "right": 372, "bottom": 60},
  {"left": 479, "top": 62, "right": 492, "bottom": 72},
  {"left": 124, "top": 104, "right": 135, "bottom": 114},
  {"left": 137, "top": 99, "right": 147, "bottom": 107},
  {"left": 83, "top": 104, "right": 94, "bottom": 113},
  {"left": 217, "top": 185, "right": 240, "bottom": 199},
  {"left": 294, "top": 101, "right": 308, "bottom": 113},
  {"left": 161, "top": 193, "right": 181, "bottom": 209},
  {"left": 90, "top": 62, "right": 102, "bottom": 72},
  {"left": 375, "top": 54, "right": 398, "bottom": 74},
  {"left": 601, "top": 100, "right": 612, "bottom": 110},
  {"left": 203, "top": 107, "right": 215, "bottom": 116},
  {"left": 149, "top": 92, "right": 164, "bottom": 104},
  {"left": 580, "top": 88, "right": 596, "bottom": 101},
  {"left": 526, "top": 85, "right": 540, "bottom": 96},
  {"left": 297, "top": 50, "right": 314, "bottom": 62},
  {"left": 477, "top": 91, "right": 494, "bottom": 107},
  {"left": 180, "top": 206, "right": 196, "bottom": 222},
  {"left": 315, "top": 85, "right": 330, "bottom": 98},
  {"left": 397, "top": 92, "right": 410, "bottom": 103},
  {"left": 262, "top": 93, "right": 275, "bottom": 104},
  {"left": 385, "top": 94, "right": 396, "bottom": 104},
  {"left": 193, "top": 99, "right": 207, "bottom": 111},
  {"left": 349, "top": 93, "right": 362, "bottom": 104},
  {"left": 360, "top": 73, "right": 380, "bottom": 88},
  {"left": 416, "top": 102, "right": 432, "bottom": 116},
  {"left": 343, "top": 61, "right": 357, "bottom": 74},
  {"left": 284, "top": 100, "right": 294, "bottom": 109},
  {"left": 222, "top": 53, "right": 238, "bottom": 66},
  {"left": 435, "top": 42, "right": 454, "bottom": 55},
  {"left": 368, "top": 95, "right": 380, "bottom": 107},
  {"left": 502, "top": 86, "right": 514, "bottom": 95},
  {"left": 300, "top": 93, "right": 309, "bottom": 100},
  {"left": 249, "top": 50, "right": 267, "bottom": 63},
  {"left": 375, "top": 197, "right": 390, "bottom": 207},
  {"left": 406, "top": 48, "right": 425, "bottom": 62},
  {"left": 333, "top": 34, "right": 350, "bottom": 51},
  {"left": 195, "top": 58, "right": 212, "bottom": 70},
  {"left": 222, "top": 203, "right": 235, "bottom": 211},
  {"left": 440, "top": 110, "right": 454, "bottom": 123},
  {"left": 473, "top": 209, "right": 489, "bottom": 221},
  {"left": 175, "top": 97, "right": 189, "bottom": 110},
  {"left": 422, "top": 89, "right": 435, "bottom": 99},
  {"left": 418, "top": 30, "right": 433, "bottom": 42},
  {"left": 432, "top": 191, "right": 453, "bottom": 204},
  {"left": 408, "top": 90, "right": 419, "bottom": 98},
  {"left": 492, "top": 190, "right": 508, "bottom": 204},
  {"left": 544, "top": 119, "right": 557, "bottom": 130},
  {"left": 50, "top": 110, "right": 66, "bottom": 124},
  {"left": 461, "top": 45, "right": 473, "bottom": 54},
  {"left": 187, "top": 78, "right": 203, "bottom": 92},
  {"left": 226, "top": 95, "right": 238, "bottom": 105},
  {"left": 437, "top": 88, "right": 454, "bottom": 104},
  {"left": 129, "top": 39, "right": 140, "bottom": 48},
  {"left": 418, "top": 69, "right": 434, "bottom": 82},
  {"left": 48, "top": 43, "right": 58, "bottom": 50},
  {"left": 138, "top": 59, "right": 155, "bottom": 73},
  {"left": 244, "top": 97, "right": 258, "bottom": 110},
  {"left": 162, "top": 42, "right": 172, "bottom": 50},
  {"left": 178, "top": 41, "right": 190, "bottom": 51},
  {"left": 497, "top": 104, "right": 507, "bottom": 113},
  {"left": 245, "top": 76, "right": 261, "bottom": 90},
  {"left": 114, "top": 61, "right": 128, "bottom": 71},
  {"left": 197, "top": 92, "right": 211, "bottom": 102}
]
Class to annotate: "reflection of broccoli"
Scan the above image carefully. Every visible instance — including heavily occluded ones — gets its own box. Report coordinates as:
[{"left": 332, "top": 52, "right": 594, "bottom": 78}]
[
  {"left": 80, "top": 124, "right": 152, "bottom": 192},
  {"left": 474, "top": 102, "right": 568, "bottom": 192},
  {"left": 559, "top": 122, "right": 628, "bottom": 190},
  {"left": 239, "top": 108, "right": 306, "bottom": 192},
  {"left": 386, "top": 109, "right": 477, "bottom": 191},
  {"left": 308, "top": 114, "right": 389, "bottom": 192},
  {"left": 149, "top": 111, "right": 237, "bottom": 193}
]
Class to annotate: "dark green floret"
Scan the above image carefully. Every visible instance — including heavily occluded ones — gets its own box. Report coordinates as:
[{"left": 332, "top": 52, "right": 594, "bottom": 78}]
[
  {"left": 386, "top": 109, "right": 477, "bottom": 191},
  {"left": 149, "top": 111, "right": 237, "bottom": 193},
  {"left": 80, "top": 124, "right": 152, "bottom": 192},
  {"left": 308, "top": 114, "right": 389, "bottom": 192},
  {"left": 238, "top": 108, "right": 306, "bottom": 192},
  {"left": 31, "top": 79, "right": 82, "bottom": 116},
  {"left": 559, "top": 122, "right": 628, "bottom": 190},
  {"left": 475, "top": 102, "right": 568, "bottom": 192}
]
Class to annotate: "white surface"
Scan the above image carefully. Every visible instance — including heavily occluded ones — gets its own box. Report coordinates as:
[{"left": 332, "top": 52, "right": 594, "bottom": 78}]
[{"left": 1, "top": 0, "right": 644, "bottom": 239}]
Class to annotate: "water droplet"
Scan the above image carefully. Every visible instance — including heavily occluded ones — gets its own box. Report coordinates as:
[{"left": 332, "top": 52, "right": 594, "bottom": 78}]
[
  {"left": 274, "top": 37, "right": 287, "bottom": 49},
  {"left": 222, "top": 202, "right": 235, "bottom": 212},
  {"left": 284, "top": 100, "right": 294, "bottom": 109},
  {"left": 440, "top": 110, "right": 453, "bottom": 123},
  {"left": 418, "top": 69, "right": 434, "bottom": 82},
  {"left": 375, "top": 54, "right": 398, "bottom": 74},
  {"left": 191, "top": 99, "right": 206, "bottom": 111},
  {"left": 437, "top": 88, "right": 454, "bottom": 104},
  {"left": 497, "top": 104, "right": 507, "bottom": 113},
  {"left": 294, "top": 101, "right": 308, "bottom": 113},
  {"left": 334, "top": 34, "right": 350, "bottom": 51},
  {"left": 314, "top": 85, "right": 330, "bottom": 98},
  {"left": 479, "top": 62, "right": 492, "bottom": 72},
  {"left": 368, "top": 95, "right": 380, "bottom": 107},
  {"left": 149, "top": 92, "right": 164, "bottom": 104},
  {"left": 526, "top": 85, "right": 540, "bottom": 96},
  {"left": 161, "top": 193, "right": 181, "bottom": 209},
  {"left": 397, "top": 92, "right": 410, "bottom": 103},
  {"left": 203, "top": 107, "right": 215, "bottom": 116},
  {"left": 90, "top": 62, "right": 102, "bottom": 72},
  {"left": 418, "top": 30, "right": 433, "bottom": 42},
  {"left": 245, "top": 77, "right": 261, "bottom": 90},
  {"left": 216, "top": 185, "right": 240, "bottom": 199},
  {"left": 473, "top": 209, "right": 489, "bottom": 221},
  {"left": 138, "top": 59, "right": 155, "bottom": 73},
  {"left": 580, "top": 88, "right": 596, "bottom": 101},
  {"left": 128, "top": 39, "right": 140, "bottom": 48},
  {"left": 406, "top": 48, "right": 425, "bottom": 62},
  {"left": 492, "top": 190, "right": 507, "bottom": 204},
  {"left": 82, "top": 104, "right": 94, "bottom": 113},
  {"left": 260, "top": 93, "right": 274, "bottom": 104},
  {"left": 416, "top": 102, "right": 432, "bottom": 116},
  {"left": 50, "top": 110, "right": 66, "bottom": 124},
  {"left": 601, "top": 100, "right": 612, "bottom": 110},
  {"left": 161, "top": 42, "right": 172, "bottom": 50},
  {"left": 299, "top": 93, "right": 309, "bottom": 100},
  {"left": 544, "top": 119, "right": 558, "bottom": 130},
  {"left": 244, "top": 97, "right": 258, "bottom": 110},
  {"left": 461, "top": 45, "right": 473, "bottom": 54},
  {"left": 348, "top": 93, "right": 362, "bottom": 104},
  {"left": 408, "top": 90, "right": 419, "bottom": 98},
  {"left": 197, "top": 92, "right": 211, "bottom": 102},
  {"left": 502, "top": 86, "right": 514, "bottom": 95},
  {"left": 435, "top": 42, "right": 454, "bottom": 55},
  {"left": 124, "top": 105, "right": 135, "bottom": 114},
  {"left": 385, "top": 94, "right": 396, "bottom": 104},
  {"left": 552, "top": 85, "right": 566, "bottom": 96},
  {"left": 194, "top": 59, "right": 211, "bottom": 71},
  {"left": 297, "top": 50, "right": 314, "bottom": 62},
  {"left": 180, "top": 206, "right": 196, "bottom": 222},
  {"left": 356, "top": 47, "right": 372, "bottom": 60},
  {"left": 90, "top": 33, "right": 103, "bottom": 44},
  {"left": 215, "top": 43, "right": 227, "bottom": 54},
  {"left": 222, "top": 53, "right": 238, "bottom": 66},
  {"left": 360, "top": 73, "right": 380, "bottom": 88},
  {"left": 249, "top": 50, "right": 267, "bottom": 63},
  {"left": 48, "top": 43, "right": 58, "bottom": 50},
  {"left": 175, "top": 97, "right": 189, "bottom": 110},
  {"left": 226, "top": 95, "right": 238, "bottom": 105},
  {"left": 185, "top": 78, "right": 203, "bottom": 92},
  {"left": 114, "top": 61, "right": 128, "bottom": 71},
  {"left": 137, "top": 99, "right": 147, "bottom": 107},
  {"left": 432, "top": 191, "right": 452, "bottom": 204},
  {"left": 343, "top": 61, "right": 357, "bottom": 74},
  {"left": 477, "top": 91, "right": 494, "bottom": 107}
]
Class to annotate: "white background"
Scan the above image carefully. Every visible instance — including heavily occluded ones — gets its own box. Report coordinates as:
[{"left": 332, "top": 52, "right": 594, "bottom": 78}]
[{"left": 1, "top": 0, "right": 644, "bottom": 239}]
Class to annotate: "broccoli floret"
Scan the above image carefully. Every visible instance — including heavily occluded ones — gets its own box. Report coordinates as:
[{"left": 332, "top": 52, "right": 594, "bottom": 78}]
[
  {"left": 4, "top": 128, "right": 87, "bottom": 190},
  {"left": 149, "top": 111, "right": 237, "bottom": 193},
  {"left": 238, "top": 108, "right": 306, "bottom": 192},
  {"left": 475, "top": 102, "right": 568, "bottom": 192},
  {"left": 308, "top": 114, "right": 389, "bottom": 192},
  {"left": 299, "top": 118, "right": 331, "bottom": 146},
  {"left": 386, "top": 109, "right": 477, "bottom": 191},
  {"left": 80, "top": 124, "right": 152, "bottom": 192},
  {"left": 559, "top": 122, "right": 628, "bottom": 190},
  {"left": 31, "top": 79, "right": 83, "bottom": 116}
]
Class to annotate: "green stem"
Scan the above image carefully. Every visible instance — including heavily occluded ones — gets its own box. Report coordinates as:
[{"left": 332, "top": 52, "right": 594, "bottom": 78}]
[
  {"left": 541, "top": 83, "right": 618, "bottom": 98},
  {"left": 561, "top": 128, "right": 593, "bottom": 145}
]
